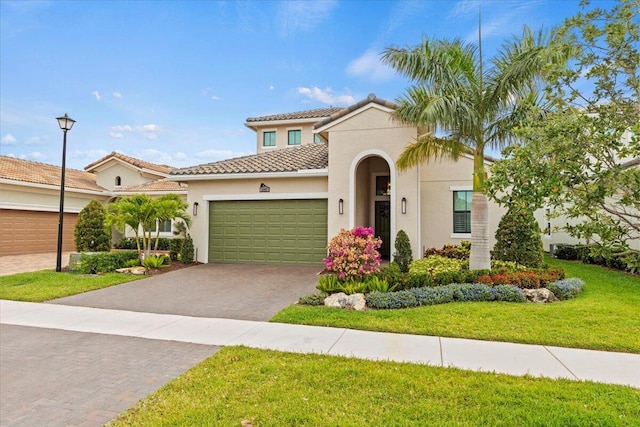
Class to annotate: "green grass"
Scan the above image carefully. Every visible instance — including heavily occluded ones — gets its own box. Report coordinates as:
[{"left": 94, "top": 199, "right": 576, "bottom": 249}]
[
  {"left": 0, "top": 270, "right": 142, "bottom": 302},
  {"left": 109, "top": 346, "right": 639, "bottom": 426},
  {"left": 272, "top": 258, "right": 640, "bottom": 353}
]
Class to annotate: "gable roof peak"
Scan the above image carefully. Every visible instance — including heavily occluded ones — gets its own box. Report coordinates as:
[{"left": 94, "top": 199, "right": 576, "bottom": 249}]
[{"left": 84, "top": 151, "right": 172, "bottom": 175}]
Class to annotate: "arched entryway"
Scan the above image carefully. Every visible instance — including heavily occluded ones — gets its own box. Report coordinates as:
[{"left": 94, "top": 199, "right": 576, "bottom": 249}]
[{"left": 351, "top": 153, "right": 394, "bottom": 259}]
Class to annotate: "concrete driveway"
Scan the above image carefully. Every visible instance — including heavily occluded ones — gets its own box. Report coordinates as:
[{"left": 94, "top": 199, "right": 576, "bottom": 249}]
[{"left": 51, "top": 263, "right": 322, "bottom": 321}]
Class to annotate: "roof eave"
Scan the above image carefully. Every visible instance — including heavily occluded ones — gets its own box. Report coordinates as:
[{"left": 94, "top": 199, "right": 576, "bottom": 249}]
[{"left": 168, "top": 169, "right": 328, "bottom": 181}]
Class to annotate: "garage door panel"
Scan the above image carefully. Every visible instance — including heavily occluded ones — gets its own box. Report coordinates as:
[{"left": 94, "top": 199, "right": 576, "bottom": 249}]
[
  {"left": 209, "top": 199, "right": 327, "bottom": 265},
  {"left": 0, "top": 209, "right": 78, "bottom": 256}
]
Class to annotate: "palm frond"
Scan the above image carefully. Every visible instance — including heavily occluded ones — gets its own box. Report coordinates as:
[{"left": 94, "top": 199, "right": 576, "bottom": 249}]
[{"left": 396, "top": 133, "right": 468, "bottom": 171}]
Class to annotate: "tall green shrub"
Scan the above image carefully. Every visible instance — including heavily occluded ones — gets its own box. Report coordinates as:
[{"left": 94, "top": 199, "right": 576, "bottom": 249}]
[
  {"left": 493, "top": 207, "right": 543, "bottom": 268},
  {"left": 74, "top": 200, "right": 111, "bottom": 252},
  {"left": 393, "top": 230, "right": 413, "bottom": 273},
  {"left": 181, "top": 235, "right": 195, "bottom": 263}
]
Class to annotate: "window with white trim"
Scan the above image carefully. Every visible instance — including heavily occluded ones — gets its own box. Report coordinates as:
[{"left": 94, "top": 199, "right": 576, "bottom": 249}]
[
  {"left": 263, "top": 131, "right": 276, "bottom": 147},
  {"left": 288, "top": 129, "right": 301, "bottom": 145},
  {"left": 453, "top": 191, "right": 472, "bottom": 233},
  {"left": 153, "top": 220, "right": 172, "bottom": 233}
]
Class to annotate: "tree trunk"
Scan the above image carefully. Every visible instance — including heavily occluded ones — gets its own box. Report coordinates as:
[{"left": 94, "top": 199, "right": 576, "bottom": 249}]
[{"left": 469, "top": 192, "right": 491, "bottom": 270}]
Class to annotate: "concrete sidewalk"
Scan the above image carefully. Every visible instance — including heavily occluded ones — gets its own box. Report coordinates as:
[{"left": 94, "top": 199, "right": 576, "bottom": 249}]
[{"left": 2, "top": 300, "right": 638, "bottom": 389}]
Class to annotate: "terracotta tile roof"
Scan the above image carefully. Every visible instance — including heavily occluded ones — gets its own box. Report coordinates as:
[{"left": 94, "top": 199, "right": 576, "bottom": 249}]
[
  {"left": 84, "top": 151, "right": 171, "bottom": 175},
  {"left": 115, "top": 178, "right": 188, "bottom": 193},
  {"left": 172, "top": 144, "right": 328, "bottom": 176},
  {"left": 0, "top": 155, "right": 106, "bottom": 192},
  {"left": 246, "top": 107, "right": 344, "bottom": 123},
  {"left": 314, "top": 93, "right": 396, "bottom": 129}
]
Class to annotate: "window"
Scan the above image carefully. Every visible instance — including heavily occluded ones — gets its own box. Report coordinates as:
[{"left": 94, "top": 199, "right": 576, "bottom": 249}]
[
  {"left": 263, "top": 131, "right": 276, "bottom": 147},
  {"left": 545, "top": 208, "right": 552, "bottom": 236},
  {"left": 288, "top": 129, "right": 301, "bottom": 145},
  {"left": 153, "top": 220, "right": 172, "bottom": 233},
  {"left": 453, "top": 191, "right": 472, "bottom": 233},
  {"left": 115, "top": 176, "right": 121, "bottom": 186},
  {"left": 375, "top": 176, "right": 391, "bottom": 196},
  {"left": 314, "top": 134, "right": 323, "bottom": 144}
]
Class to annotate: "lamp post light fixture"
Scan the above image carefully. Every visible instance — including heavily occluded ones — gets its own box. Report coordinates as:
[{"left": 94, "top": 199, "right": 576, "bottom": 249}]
[
  {"left": 55, "top": 114, "right": 75, "bottom": 272},
  {"left": 401, "top": 197, "right": 407, "bottom": 214},
  {"left": 338, "top": 198, "right": 344, "bottom": 215}
]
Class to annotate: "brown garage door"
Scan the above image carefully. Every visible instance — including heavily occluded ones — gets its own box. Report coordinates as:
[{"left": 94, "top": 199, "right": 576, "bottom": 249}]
[{"left": 0, "top": 209, "right": 78, "bottom": 256}]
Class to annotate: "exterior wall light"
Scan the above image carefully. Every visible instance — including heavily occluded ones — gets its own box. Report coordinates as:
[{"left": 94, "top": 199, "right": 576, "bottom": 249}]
[
  {"left": 193, "top": 202, "right": 199, "bottom": 216},
  {"left": 338, "top": 198, "right": 344, "bottom": 215},
  {"left": 55, "top": 113, "right": 75, "bottom": 272},
  {"left": 401, "top": 197, "right": 407, "bottom": 214}
]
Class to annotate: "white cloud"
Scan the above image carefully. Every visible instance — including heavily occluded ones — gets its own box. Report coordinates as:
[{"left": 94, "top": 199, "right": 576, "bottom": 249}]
[
  {"left": 269, "top": 85, "right": 275, "bottom": 90},
  {"left": 346, "top": 49, "right": 396, "bottom": 83},
  {"left": 202, "top": 87, "right": 220, "bottom": 100},
  {"left": 450, "top": 0, "right": 482, "bottom": 17},
  {"left": 277, "top": 0, "right": 337, "bottom": 37},
  {"left": 173, "top": 152, "right": 188, "bottom": 161},
  {"left": 296, "top": 86, "right": 355, "bottom": 106},
  {"left": 113, "top": 92, "right": 122, "bottom": 99},
  {"left": 132, "top": 149, "right": 174, "bottom": 164},
  {"left": 70, "top": 149, "right": 110, "bottom": 161},
  {"left": 92, "top": 90, "right": 101, "bottom": 101},
  {"left": 109, "top": 124, "right": 161, "bottom": 139},
  {"left": 25, "top": 136, "right": 44, "bottom": 145},
  {"left": 1, "top": 133, "right": 17, "bottom": 145}
]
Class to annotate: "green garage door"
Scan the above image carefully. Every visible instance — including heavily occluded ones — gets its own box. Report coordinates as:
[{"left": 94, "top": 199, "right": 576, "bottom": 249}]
[{"left": 209, "top": 199, "right": 327, "bottom": 264}]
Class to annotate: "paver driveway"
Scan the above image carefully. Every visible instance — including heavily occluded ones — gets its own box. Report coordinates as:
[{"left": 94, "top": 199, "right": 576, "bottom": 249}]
[{"left": 51, "top": 263, "right": 322, "bottom": 321}]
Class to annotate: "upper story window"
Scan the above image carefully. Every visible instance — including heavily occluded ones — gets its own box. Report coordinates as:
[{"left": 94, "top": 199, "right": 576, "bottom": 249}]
[
  {"left": 314, "top": 134, "right": 323, "bottom": 144},
  {"left": 263, "top": 131, "right": 276, "bottom": 147},
  {"left": 288, "top": 130, "right": 301, "bottom": 146},
  {"left": 115, "top": 176, "right": 122, "bottom": 186},
  {"left": 453, "top": 191, "right": 472, "bottom": 233}
]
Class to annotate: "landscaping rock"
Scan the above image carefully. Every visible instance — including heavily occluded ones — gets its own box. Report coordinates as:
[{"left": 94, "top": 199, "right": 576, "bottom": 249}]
[
  {"left": 523, "top": 288, "right": 559, "bottom": 303},
  {"left": 115, "top": 266, "right": 147, "bottom": 275},
  {"left": 324, "top": 292, "right": 367, "bottom": 310}
]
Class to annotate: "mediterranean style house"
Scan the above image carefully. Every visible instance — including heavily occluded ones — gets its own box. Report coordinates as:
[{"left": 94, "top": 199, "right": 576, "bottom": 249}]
[
  {"left": 0, "top": 152, "right": 187, "bottom": 256},
  {"left": 170, "top": 94, "right": 506, "bottom": 265}
]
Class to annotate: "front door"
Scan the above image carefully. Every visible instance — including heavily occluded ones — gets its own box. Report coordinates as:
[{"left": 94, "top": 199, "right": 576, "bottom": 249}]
[{"left": 375, "top": 200, "right": 391, "bottom": 259}]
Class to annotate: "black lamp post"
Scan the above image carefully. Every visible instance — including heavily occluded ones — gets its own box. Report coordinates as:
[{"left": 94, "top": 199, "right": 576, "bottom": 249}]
[{"left": 55, "top": 114, "right": 75, "bottom": 272}]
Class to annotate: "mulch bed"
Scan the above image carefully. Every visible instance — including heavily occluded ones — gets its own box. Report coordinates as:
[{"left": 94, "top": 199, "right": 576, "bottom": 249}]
[{"left": 146, "top": 261, "right": 201, "bottom": 276}]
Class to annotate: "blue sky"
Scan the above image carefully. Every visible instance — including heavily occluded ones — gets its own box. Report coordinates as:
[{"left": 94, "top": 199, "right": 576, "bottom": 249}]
[{"left": 0, "top": 0, "right": 615, "bottom": 170}]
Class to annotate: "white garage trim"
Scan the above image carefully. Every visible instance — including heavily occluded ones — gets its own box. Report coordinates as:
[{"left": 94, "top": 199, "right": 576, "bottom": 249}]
[{"left": 203, "top": 192, "right": 328, "bottom": 201}]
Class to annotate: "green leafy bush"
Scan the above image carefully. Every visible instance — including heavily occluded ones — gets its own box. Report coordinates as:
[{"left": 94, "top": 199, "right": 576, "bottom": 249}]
[
  {"left": 169, "top": 239, "right": 184, "bottom": 261},
  {"left": 317, "top": 274, "right": 343, "bottom": 293},
  {"left": 76, "top": 251, "right": 138, "bottom": 274},
  {"left": 547, "top": 278, "right": 585, "bottom": 300},
  {"left": 181, "top": 236, "right": 195, "bottom": 263},
  {"left": 492, "top": 207, "right": 544, "bottom": 268},
  {"left": 366, "top": 276, "right": 394, "bottom": 293},
  {"left": 114, "top": 237, "right": 171, "bottom": 251},
  {"left": 143, "top": 255, "right": 169, "bottom": 269},
  {"left": 124, "top": 259, "right": 141, "bottom": 268},
  {"left": 423, "top": 241, "right": 471, "bottom": 259},
  {"left": 555, "top": 243, "right": 638, "bottom": 273},
  {"left": 74, "top": 200, "right": 111, "bottom": 252},
  {"left": 298, "top": 292, "right": 328, "bottom": 306},
  {"left": 410, "top": 256, "right": 467, "bottom": 276},
  {"left": 393, "top": 230, "right": 413, "bottom": 273},
  {"left": 477, "top": 267, "right": 565, "bottom": 288}
]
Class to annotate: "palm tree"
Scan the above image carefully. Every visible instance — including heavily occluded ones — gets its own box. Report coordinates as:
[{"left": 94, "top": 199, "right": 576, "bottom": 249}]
[
  {"left": 382, "top": 27, "right": 565, "bottom": 270},
  {"left": 152, "top": 194, "right": 191, "bottom": 251}
]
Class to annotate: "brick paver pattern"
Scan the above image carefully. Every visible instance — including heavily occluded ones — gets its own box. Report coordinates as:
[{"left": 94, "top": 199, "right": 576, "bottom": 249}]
[{"left": 0, "top": 325, "right": 218, "bottom": 427}]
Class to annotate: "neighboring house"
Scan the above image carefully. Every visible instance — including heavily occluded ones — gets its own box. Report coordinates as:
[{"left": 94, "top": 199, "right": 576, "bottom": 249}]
[
  {"left": 0, "top": 153, "right": 187, "bottom": 256},
  {"left": 170, "top": 94, "right": 506, "bottom": 265}
]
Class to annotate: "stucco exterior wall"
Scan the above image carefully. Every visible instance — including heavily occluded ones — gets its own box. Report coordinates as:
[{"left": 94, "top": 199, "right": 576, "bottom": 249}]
[
  {"left": 0, "top": 182, "right": 108, "bottom": 213},
  {"left": 255, "top": 123, "right": 318, "bottom": 154},
  {"left": 324, "top": 106, "right": 421, "bottom": 257},
  {"left": 94, "top": 162, "right": 163, "bottom": 190},
  {"left": 419, "top": 156, "right": 506, "bottom": 254},
  {"left": 182, "top": 176, "right": 328, "bottom": 263}
]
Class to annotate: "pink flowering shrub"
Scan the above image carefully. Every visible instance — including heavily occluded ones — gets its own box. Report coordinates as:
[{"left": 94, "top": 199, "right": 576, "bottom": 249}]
[{"left": 323, "top": 226, "right": 382, "bottom": 281}]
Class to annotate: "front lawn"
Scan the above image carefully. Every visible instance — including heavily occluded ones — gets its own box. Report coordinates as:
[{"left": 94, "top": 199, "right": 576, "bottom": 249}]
[
  {"left": 272, "top": 258, "right": 640, "bottom": 353},
  {"left": 109, "top": 346, "right": 639, "bottom": 426},
  {"left": 0, "top": 270, "right": 142, "bottom": 302}
]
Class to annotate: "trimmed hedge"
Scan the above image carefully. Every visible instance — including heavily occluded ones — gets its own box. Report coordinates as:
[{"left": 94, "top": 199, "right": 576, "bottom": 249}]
[
  {"left": 554, "top": 244, "right": 639, "bottom": 273},
  {"left": 366, "top": 283, "right": 527, "bottom": 309},
  {"left": 76, "top": 251, "right": 139, "bottom": 274}
]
